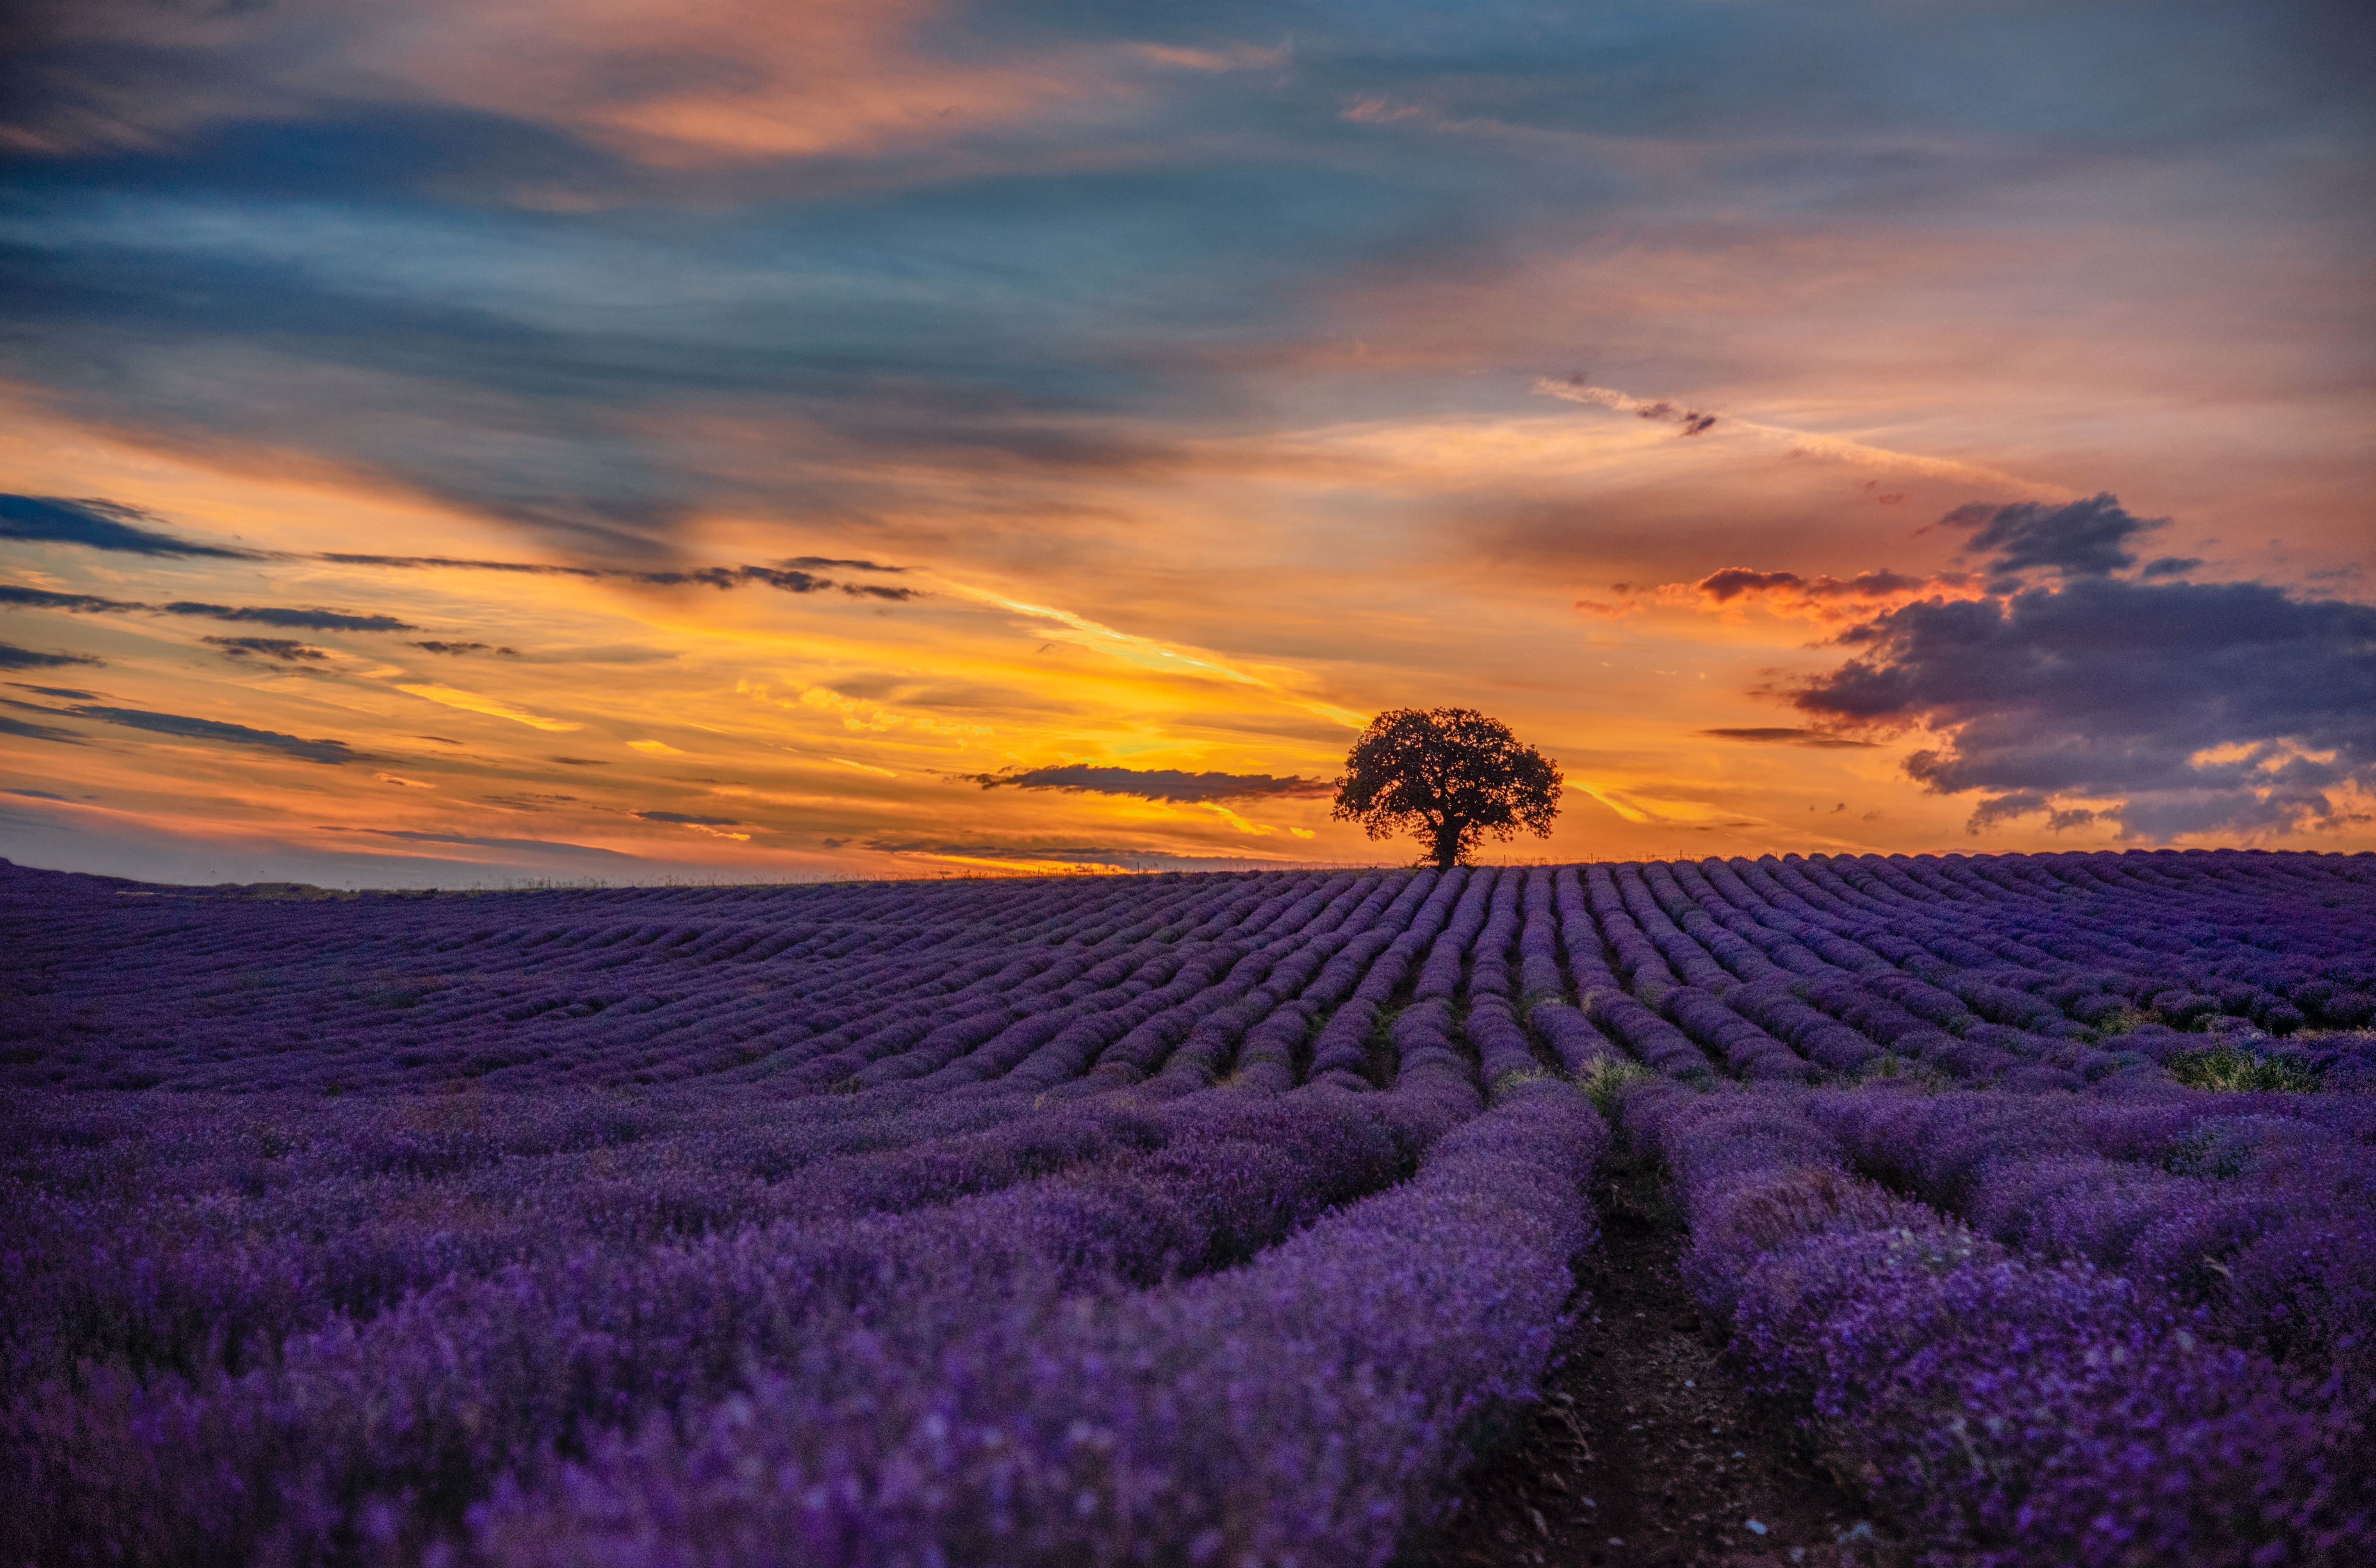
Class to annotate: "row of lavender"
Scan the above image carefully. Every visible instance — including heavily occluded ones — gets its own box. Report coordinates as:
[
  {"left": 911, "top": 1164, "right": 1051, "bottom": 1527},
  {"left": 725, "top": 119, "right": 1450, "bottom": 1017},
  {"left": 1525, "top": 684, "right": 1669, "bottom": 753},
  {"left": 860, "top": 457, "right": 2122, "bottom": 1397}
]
[
  {"left": 5, "top": 851, "right": 2373, "bottom": 1564},
  {"left": 6, "top": 1041, "right": 1606, "bottom": 1564},
  {"left": 4, "top": 858, "right": 1615, "bottom": 1563},
  {"left": 1629, "top": 1077, "right": 2376, "bottom": 1564},
  {"left": 7, "top": 850, "right": 2372, "bottom": 1415},
  {"left": 10, "top": 851, "right": 2374, "bottom": 1103}
]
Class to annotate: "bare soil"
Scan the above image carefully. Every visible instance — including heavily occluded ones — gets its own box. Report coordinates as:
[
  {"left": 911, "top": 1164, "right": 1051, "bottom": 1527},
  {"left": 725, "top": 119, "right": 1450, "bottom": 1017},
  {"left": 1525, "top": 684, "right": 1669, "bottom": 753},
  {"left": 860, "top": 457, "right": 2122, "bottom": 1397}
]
[{"left": 1418, "top": 1151, "right": 1901, "bottom": 1568}]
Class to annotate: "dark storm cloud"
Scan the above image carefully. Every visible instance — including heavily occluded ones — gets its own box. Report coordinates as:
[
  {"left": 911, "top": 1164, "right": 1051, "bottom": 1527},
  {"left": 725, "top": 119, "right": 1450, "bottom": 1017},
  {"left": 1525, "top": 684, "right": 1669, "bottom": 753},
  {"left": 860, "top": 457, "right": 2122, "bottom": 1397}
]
[
  {"left": 1938, "top": 493, "right": 2169, "bottom": 578},
  {"left": 0, "top": 640, "right": 101, "bottom": 670},
  {"left": 66, "top": 706, "right": 360, "bottom": 764},
  {"left": 1792, "top": 576, "right": 2376, "bottom": 840},
  {"left": 205, "top": 636, "right": 328, "bottom": 662},
  {"left": 0, "top": 494, "right": 263, "bottom": 558},
  {"left": 968, "top": 765, "right": 1334, "bottom": 802},
  {"left": 1697, "top": 727, "right": 1878, "bottom": 748}
]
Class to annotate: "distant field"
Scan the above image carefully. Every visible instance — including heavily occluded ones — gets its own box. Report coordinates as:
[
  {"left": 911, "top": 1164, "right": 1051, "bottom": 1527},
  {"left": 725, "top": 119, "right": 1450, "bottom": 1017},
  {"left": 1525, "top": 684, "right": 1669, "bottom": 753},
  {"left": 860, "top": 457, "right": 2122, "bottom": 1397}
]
[{"left": 5, "top": 851, "right": 2372, "bottom": 1566}]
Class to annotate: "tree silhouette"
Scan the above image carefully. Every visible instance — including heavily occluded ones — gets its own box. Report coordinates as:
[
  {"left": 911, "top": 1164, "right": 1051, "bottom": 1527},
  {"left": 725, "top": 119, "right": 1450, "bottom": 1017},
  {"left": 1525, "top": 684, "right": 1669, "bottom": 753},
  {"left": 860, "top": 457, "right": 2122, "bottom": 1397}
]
[{"left": 1331, "top": 707, "right": 1562, "bottom": 870}]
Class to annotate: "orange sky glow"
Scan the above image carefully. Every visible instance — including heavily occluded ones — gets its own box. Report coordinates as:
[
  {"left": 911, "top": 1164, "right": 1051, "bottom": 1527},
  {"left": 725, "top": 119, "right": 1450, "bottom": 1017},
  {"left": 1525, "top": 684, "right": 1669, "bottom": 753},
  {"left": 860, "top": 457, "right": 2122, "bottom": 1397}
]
[{"left": 4, "top": 0, "right": 2370, "bottom": 884}]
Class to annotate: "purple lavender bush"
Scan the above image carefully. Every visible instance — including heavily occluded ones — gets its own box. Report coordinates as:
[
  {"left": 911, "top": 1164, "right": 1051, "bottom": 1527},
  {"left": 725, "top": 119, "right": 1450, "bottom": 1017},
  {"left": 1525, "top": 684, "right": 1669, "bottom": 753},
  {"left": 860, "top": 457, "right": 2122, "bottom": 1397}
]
[{"left": 4, "top": 847, "right": 2372, "bottom": 1564}]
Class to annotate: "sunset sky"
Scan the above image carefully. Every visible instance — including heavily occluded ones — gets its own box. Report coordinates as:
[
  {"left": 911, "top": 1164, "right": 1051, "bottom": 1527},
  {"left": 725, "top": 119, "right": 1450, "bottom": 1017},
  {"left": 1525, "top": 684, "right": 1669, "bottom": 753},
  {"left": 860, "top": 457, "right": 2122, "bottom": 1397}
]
[{"left": 2, "top": 0, "right": 2371, "bottom": 886}]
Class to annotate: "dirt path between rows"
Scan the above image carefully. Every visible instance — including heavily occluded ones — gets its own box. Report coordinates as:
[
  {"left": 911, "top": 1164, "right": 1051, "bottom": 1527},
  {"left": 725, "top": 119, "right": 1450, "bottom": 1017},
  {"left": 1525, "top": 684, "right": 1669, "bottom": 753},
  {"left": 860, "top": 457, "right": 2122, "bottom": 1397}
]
[{"left": 1419, "top": 1149, "right": 1900, "bottom": 1568}]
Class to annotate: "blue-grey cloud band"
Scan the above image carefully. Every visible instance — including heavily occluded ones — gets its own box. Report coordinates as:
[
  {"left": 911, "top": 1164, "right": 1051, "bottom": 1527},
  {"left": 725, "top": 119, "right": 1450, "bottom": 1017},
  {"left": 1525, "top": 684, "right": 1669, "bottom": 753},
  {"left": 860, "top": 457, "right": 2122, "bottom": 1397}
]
[{"left": 967, "top": 765, "right": 1335, "bottom": 803}]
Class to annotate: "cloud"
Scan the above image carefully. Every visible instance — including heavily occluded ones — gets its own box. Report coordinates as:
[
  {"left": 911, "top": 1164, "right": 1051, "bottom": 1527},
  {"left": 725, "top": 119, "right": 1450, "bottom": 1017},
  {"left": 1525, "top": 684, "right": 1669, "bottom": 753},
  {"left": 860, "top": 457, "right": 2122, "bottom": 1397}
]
[
  {"left": 1584, "top": 566, "right": 1983, "bottom": 624},
  {"left": 548, "top": 755, "right": 611, "bottom": 765},
  {"left": 64, "top": 705, "right": 360, "bottom": 763},
  {"left": 1696, "top": 567, "right": 1934, "bottom": 603},
  {"left": 782, "top": 556, "right": 905, "bottom": 573},
  {"left": 410, "top": 641, "right": 520, "bottom": 656},
  {"left": 0, "top": 493, "right": 263, "bottom": 558},
  {"left": 1697, "top": 727, "right": 1879, "bottom": 748},
  {"left": 395, "top": 683, "right": 581, "bottom": 731},
  {"left": 0, "top": 640, "right": 101, "bottom": 670},
  {"left": 967, "top": 764, "right": 1335, "bottom": 802},
  {"left": 1540, "top": 381, "right": 1720, "bottom": 436},
  {"left": 164, "top": 602, "right": 416, "bottom": 631},
  {"left": 7, "top": 682, "right": 101, "bottom": 699},
  {"left": 318, "top": 554, "right": 918, "bottom": 600},
  {"left": 205, "top": 636, "right": 328, "bottom": 662},
  {"left": 1533, "top": 379, "right": 2046, "bottom": 490},
  {"left": 634, "top": 808, "right": 750, "bottom": 839},
  {"left": 0, "top": 583, "right": 417, "bottom": 632},
  {"left": 0, "top": 586, "right": 134, "bottom": 615},
  {"left": 1790, "top": 576, "right": 2376, "bottom": 840},
  {"left": 864, "top": 839, "right": 1308, "bottom": 872},
  {"left": 1937, "top": 492, "right": 2168, "bottom": 579},
  {"left": 0, "top": 714, "right": 85, "bottom": 745},
  {"left": 319, "top": 554, "right": 605, "bottom": 577},
  {"left": 334, "top": 828, "right": 638, "bottom": 858}
]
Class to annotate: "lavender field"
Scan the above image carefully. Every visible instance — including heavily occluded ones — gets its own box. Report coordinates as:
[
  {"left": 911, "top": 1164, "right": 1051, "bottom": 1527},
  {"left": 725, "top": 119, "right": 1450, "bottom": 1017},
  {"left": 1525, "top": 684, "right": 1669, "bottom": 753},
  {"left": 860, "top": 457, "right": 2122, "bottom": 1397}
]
[{"left": 4, "top": 849, "right": 2374, "bottom": 1567}]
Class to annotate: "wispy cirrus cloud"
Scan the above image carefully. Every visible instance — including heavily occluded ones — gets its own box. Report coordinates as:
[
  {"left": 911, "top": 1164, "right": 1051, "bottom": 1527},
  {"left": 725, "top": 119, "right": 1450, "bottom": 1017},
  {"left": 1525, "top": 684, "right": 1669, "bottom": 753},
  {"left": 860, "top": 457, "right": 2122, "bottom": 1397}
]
[
  {"left": 1533, "top": 378, "right": 2053, "bottom": 492},
  {"left": 394, "top": 683, "right": 581, "bottom": 732}
]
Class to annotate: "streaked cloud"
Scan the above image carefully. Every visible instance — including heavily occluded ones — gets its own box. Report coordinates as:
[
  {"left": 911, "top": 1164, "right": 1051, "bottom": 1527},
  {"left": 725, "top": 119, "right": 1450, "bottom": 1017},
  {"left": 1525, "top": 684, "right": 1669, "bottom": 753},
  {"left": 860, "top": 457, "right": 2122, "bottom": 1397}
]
[
  {"left": 1697, "top": 728, "right": 1879, "bottom": 750},
  {"left": 0, "top": 640, "right": 101, "bottom": 670},
  {"left": 969, "top": 765, "right": 1333, "bottom": 802},
  {"left": 394, "top": 683, "right": 582, "bottom": 732},
  {"left": 205, "top": 636, "right": 327, "bottom": 662},
  {"left": 0, "top": 584, "right": 417, "bottom": 632},
  {"left": 0, "top": 493, "right": 263, "bottom": 558},
  {"left": 60, "top": 705, "right": 360, "bottom": 764},
  {"left": 410, "top": 641, "right": 520, "bottom": 657}
]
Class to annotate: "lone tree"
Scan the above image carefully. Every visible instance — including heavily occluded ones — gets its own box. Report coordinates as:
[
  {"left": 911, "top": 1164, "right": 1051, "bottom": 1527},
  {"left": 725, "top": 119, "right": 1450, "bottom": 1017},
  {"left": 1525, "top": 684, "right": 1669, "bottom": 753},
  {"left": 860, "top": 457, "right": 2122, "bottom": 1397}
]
[{"left": 1331, "top": 707, "right": 1562, "bottom": 870}]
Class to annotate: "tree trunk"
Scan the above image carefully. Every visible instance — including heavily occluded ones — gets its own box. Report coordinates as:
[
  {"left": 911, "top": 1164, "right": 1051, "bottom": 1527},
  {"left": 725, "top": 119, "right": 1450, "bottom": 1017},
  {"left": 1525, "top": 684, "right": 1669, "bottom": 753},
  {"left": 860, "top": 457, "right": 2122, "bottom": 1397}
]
[{"left": 1431, "top": 818, "right": 1465, "bottom": 870}]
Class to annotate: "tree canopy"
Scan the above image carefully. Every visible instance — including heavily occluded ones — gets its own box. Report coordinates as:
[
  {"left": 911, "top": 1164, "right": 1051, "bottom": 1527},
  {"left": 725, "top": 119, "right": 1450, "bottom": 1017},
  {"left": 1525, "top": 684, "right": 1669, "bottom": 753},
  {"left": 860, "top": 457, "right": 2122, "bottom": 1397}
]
[{"left": 1330, "top": 707, "right": 1562, "bottom": 869}]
